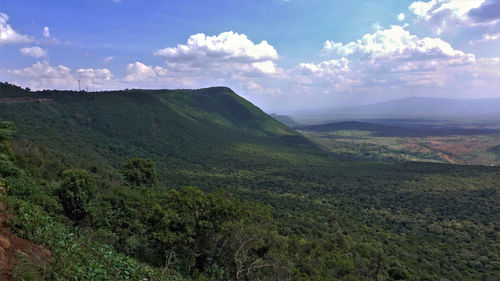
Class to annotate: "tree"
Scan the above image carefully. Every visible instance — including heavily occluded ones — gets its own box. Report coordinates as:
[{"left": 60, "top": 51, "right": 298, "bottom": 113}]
[
  {"left": 58, "top": 169, "right": 97, "bottom": 221},
  {"left": 120, "top": 157, "right": 158, "bottom": 188},
  {"left": 0, "top": 118, "right": 13, "bottom": 155}
]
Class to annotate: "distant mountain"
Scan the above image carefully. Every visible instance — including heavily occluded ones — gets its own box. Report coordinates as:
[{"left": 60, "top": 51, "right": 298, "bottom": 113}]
[
  {"left": 299, "top": 121, "right": 500, "bottom": 137},
  {"left": 297, "top": 97, "right": 500, "bottom": 123},
  {"left": 270, "top": 113, "right": 301, "bottom": 128},
  {"left": 0, "top": 83, "right": 318, "bottom": 182}
]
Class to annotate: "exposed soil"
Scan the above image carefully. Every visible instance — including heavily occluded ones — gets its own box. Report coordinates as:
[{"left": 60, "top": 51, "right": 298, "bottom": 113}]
[{"left": 0, "top": 201, "right": 51, "bottom": 281}]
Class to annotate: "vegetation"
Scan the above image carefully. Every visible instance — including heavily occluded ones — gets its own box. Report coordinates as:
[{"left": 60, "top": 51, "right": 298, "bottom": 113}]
[
  {"left": 121, "top": 157, "right": 159, "bottom": 188},
  {"left": 300, "top": 126, "right": 500, "bottom": 165},
  {"left": 58, "top": 169, "right": 98, "bottom": 221},
  {"left": 0, "top": 82, "right": 499, "bottom": 280}
]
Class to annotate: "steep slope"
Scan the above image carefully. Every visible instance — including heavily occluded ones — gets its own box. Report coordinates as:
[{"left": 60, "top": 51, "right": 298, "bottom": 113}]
[{"left": 0, "top": 84, "right": 319, "bottom": 183}]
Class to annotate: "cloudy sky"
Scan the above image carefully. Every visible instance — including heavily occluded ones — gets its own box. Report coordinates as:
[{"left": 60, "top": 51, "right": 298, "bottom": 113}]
[{"left": 0, "top": 0, "right": 499, "bottom": 112}]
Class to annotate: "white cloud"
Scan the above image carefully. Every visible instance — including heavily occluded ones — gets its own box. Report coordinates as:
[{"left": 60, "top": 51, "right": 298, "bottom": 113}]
[
  {"left": 102, "top": 56, "right": 115, "bottom": 63},
  {"left": 5, "top": 62, "right": 113, "bottom": 90},
  {"left": 291, "top": 58, "right": 357, "bottom": 91},
  {"left": 371, "top": 22, "right": 382, "bottom": 30},
  {"left": 408, "top": 0, "right": 500, "bottom": 34},
  {"left": 295, "top": 58, "right": 349, "bottom": 76},
  {"left": 43, "top": 26, "right": 50, "bottom": 38},
  {"left": 322, "top": 25, "right": 474, "bottom": 65},
  {"left": 7, "top": 61, "right": 73, "bottom": 89},
  {"left": 154, "top": 31, "right": 279, "bottom": 75},
  {"left": 409, "top": 0, "right": 485, "bottom": 21},
  {"left": 468, "top": 32, "right": 500, "bottom": 44},
  {"left": 322, "top": 40, "right": 356, "bottom": 56},
  {"left": 118, "top": 31, "right": 283, "bottom": 90},
  {"left": 0, "top": 13, "right": 32, "bottom": 46},
  {"left": 76, "top": 68, "right": 113, "bottom": 81},
  {"left": 311, "top": 24, "right": 492, "bottom": 98},
  {"left": 20, "top": 46, "right": 47, "bottom": 58},
  {"left": 122, "top": 61, "right": 201, "bottom": 88},
  {"left": 124, "top": 62, "right": 168, "bottom": 82},
  {"left": 398, "top": 13, "right": 405, "bottom": 21},
  {"left": 155, "top": 31, "right": 278, "bottom": 63}
]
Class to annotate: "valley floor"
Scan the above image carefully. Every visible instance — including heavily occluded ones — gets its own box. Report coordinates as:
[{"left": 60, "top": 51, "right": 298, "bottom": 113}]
[{"left": 301, "top": 131, "right": 500, "bottom": 166}]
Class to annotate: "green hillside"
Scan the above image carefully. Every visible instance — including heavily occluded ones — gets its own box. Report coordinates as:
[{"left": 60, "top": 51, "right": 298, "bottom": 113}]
[
  {"left": 1, "top": 82, "right": 499, "bottom": 281},
  {"left": 0, "top": 84, "right": 319, "bottom": 183}
]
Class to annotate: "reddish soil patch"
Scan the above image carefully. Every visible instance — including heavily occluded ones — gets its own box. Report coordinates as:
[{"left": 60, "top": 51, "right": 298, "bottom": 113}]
[{"left": 0, "top": 202, "right": 51, "bottom": 281}]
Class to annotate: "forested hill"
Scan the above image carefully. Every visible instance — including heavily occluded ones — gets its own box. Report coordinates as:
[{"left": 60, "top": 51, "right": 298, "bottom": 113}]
[{"left": 0, "top": 83, "right": 319, "bottom": 183}]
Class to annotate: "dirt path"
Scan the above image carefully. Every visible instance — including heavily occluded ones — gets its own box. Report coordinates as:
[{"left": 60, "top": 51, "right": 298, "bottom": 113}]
[{"left": 0, "top": 202, "right": 51, "bottom": 281}]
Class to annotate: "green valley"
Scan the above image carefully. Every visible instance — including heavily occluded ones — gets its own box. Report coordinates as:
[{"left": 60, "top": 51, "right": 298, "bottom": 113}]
[
  {"left": 0, "top": 82, "right": 499, "bottom": 281},
  {"left": 298, "top": 121, "right": 500, "bottom": 165}
]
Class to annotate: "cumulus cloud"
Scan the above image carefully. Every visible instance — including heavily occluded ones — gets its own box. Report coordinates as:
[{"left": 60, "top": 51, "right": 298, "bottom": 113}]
[
  {"left": 409, "top": 0, "right": 499, "bottom": 34},
  {"left": 154, "top": 31, "right": 279, "bottom": 75},
  {"left": 468, "top": 32, "right": 500, "bottom": 44},
  {"left": 7, "top": 61, "right": 73, "bottom": 89},
  {"left": 290, "top": 58, "right": 359, "bottom": 92},
  {"left": 5, "top": 61, "right": 113, "bottom": 90},
  {"left": 76, "top": 68, "right": 113, "bottom": 82},
  {"left": 295, "top": 58, "right": 349, "bottom": 76},
  {"left": 323, "top": 25, "right": 475, "bottom": 65},
  {"left": 118, "top": 31, "right": 282, "bottom": 90},
  {"left": 398, "top": 13, "right": 405, "bottom": 21},
  {"left": 155, "top": 31, "right": 278, "bottom": 62},
  {"left": 20, "top": 46, "right": 47, "bottom": 58},
  {"left": 467, "top": 0, "right": 500, "bottom": 24},
  {"left": 123, "top": 62, "right": 168, "bottom": 82},
  {"left": 311, "top": 24, "right": 495, "bottom": 98},
  {"left": 43, "top": 26, "right": 50, "bottom": 38},
  {"left": 0, "top": 13, "right": 32, "bottom": 46},
  {"left": 409, "top": 0, "right": 484, "bottom": 21}
]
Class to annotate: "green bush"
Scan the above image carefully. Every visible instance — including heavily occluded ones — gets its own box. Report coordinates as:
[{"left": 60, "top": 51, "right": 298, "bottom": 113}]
[
  {"left": 121, "top": 157, "right": 159, "bottom": 188},
  {"left": 58, "top": 169, "right": 98, "bottom": 221},
  {"left": 6, "top": 197, "right": 184, "bottom": 281}
]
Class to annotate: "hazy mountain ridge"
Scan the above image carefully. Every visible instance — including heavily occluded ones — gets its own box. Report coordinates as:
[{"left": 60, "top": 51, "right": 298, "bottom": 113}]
[{"left": 295, "top": 96, "right": 500, "bottom": 124}]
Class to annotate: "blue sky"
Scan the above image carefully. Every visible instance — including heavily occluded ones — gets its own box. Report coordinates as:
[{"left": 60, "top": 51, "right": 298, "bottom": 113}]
[{"left": 1, "top": 0, "right": 499, "bottom": 112}]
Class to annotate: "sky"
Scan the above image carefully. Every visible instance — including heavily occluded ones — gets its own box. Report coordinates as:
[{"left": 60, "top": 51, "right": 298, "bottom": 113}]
[{"left": 0, "top": 0, "right": 499, "bottom": 113}]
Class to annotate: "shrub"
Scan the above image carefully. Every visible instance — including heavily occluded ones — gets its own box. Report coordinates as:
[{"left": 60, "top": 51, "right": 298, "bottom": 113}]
[
  {"left": 57, "top": 169, "right": 97, "bottom": 221},
  {"left": 120, "top": 157, "right": 159, "bottom": 188}
]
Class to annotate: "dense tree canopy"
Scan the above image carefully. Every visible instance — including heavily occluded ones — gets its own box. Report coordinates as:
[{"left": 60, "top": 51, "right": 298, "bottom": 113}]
[
  {"left": 121, "top": 157, "right": 159, "bottom": 188},
  {"left": 0, "top": 118, "right": 12, "bottom": 155}
]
